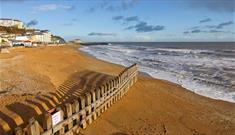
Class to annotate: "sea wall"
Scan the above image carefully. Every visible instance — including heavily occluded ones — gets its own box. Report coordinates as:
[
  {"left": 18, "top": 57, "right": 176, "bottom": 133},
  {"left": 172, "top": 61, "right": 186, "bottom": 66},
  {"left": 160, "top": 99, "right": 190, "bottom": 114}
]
[{"left": 14, "top": 64, "right": 138, "bottom": 135}]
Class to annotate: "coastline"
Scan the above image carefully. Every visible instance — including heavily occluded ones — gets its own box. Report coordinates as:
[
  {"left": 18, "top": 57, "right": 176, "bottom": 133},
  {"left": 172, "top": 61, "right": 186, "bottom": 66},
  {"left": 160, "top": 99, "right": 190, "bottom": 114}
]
[
  {"left": 0, "top": 45, "right": 234, "bottom": 134},
  {"left": 79, "top": 47, "right": 152, "bottom": 78},
  {"left": 79, "top": 44, "right": 235, "bottom": 103}
]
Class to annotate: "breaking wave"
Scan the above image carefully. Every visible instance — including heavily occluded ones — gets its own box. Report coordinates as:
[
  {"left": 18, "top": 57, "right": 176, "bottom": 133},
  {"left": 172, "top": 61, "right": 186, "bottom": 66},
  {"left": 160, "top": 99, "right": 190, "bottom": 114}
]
[{"left": 80, "top": 43, "right": 235, "bottom": 103}]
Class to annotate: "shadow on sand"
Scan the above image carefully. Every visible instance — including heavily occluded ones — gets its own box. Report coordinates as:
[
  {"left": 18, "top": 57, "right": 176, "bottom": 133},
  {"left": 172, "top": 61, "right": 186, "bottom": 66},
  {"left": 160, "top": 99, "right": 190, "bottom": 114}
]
[
  {"left": 0, "top": 70, "right": 115, "bottom": 134},
  {"left": 110, "top": 132, "right": 129, "bottom": 135}
]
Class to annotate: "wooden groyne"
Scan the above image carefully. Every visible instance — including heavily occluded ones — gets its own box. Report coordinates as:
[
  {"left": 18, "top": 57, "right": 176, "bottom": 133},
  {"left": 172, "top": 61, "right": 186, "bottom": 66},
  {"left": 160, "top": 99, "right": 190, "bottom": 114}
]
[{"left": 14, "top": 64, "right": 138, "bottom": 135}]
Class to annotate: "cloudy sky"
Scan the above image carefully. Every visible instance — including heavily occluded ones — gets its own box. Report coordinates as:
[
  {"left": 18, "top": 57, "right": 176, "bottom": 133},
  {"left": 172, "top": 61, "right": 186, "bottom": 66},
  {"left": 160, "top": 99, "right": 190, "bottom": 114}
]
[{"left": 0, "top": 0, "right": 234, "bottom": 42}]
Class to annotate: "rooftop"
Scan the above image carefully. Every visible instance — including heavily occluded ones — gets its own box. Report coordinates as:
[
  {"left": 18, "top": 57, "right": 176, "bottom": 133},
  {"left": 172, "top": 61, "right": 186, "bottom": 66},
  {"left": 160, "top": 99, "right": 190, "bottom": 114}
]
[{"left": 0, "top": 18, "right": 22, "bottom": 22}]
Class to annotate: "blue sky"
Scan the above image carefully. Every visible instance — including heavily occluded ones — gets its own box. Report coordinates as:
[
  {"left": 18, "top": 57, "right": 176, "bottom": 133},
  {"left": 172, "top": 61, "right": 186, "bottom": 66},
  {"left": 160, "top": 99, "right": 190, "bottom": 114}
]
[{"left": 0, "top": 0, "right": 234, "bottom": 42}]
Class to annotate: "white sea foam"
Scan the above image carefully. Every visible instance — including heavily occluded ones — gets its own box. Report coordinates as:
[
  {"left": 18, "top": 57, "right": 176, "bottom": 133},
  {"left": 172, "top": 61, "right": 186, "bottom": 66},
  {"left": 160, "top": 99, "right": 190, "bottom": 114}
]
[{"left": 80, "top": 44, "right": 235, "bottom": 103}]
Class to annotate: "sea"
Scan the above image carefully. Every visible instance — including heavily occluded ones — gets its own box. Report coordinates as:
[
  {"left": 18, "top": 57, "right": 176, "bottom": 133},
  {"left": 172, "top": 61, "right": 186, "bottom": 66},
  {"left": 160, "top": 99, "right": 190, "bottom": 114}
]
[{"left": 79, "top": 42, "right": 235, "bottom": 103}]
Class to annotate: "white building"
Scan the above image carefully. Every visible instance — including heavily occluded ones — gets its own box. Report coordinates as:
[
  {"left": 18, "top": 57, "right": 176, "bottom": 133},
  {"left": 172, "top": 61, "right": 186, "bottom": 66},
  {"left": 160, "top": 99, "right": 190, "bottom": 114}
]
[
  {"left": 30, "top": 32, "right": 43, "bottom": 43},
  {"left": 73, "top": 38, "right": 82, "bottom": 43},
  {"left": 0, "top": 18, "right": 24, "bottom": 29},
  {"left": 28, "top": 30, "right": 52, "bottom": 44},
  {"left": 41, "top": 30, "right": 52, "bottom": 43},
  {"left": 15, "top": 36, "right": 28, "bottom": 41},
  {"left": 12, "top": 36, "right": 32, "bottom": 47}
]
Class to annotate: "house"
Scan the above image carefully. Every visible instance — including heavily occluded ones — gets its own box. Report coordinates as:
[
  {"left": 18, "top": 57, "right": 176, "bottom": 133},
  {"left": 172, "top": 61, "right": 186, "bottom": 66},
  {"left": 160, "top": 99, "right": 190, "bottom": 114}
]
[
  {"left": 28, "top": 30, "right": 52, "bottom": 44},
  {"left": 72, "top": 38, "right": 82, "bottom": 43},
  {"left": 0, "top": 18, "right": 24, "bottom": 29},
  {"left": 41, "top": 30, "right": 52, "bottom": 43},
  {"left": 29, "top": 31, "right": 43, "bottom": 43},
  {"left": 12, "top": 36, "right": 32, "bottom": 47},
  {"left": 0, "top": 19, "right": 55, "bottom": 46}
]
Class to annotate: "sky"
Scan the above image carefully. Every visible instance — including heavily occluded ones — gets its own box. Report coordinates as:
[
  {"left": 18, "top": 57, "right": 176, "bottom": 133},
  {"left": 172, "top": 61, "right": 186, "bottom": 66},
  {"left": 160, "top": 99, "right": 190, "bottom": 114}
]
[{"left": 0, "top": 0, "right": 235, "bottom": 42}]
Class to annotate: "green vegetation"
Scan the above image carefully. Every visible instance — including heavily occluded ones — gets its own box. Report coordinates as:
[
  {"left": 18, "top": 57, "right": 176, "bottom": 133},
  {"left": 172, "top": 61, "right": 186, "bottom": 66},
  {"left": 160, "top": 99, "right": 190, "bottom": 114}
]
[{"left": 0, "top": 26, "right": 35, "bottom": 34}]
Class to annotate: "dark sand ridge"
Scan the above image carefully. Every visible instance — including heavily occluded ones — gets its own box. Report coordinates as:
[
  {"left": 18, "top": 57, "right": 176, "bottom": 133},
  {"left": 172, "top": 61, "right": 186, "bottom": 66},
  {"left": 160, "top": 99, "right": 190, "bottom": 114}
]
[{"left": 0, "top": 45, "right": 234, "bottom": 135}]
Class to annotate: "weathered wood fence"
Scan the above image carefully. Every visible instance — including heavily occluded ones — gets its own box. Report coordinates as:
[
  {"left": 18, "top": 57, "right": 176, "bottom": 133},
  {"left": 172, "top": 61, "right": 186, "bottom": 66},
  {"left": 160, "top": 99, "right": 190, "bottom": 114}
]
[{"left": 14, "top": 64, "right": 138, "bottom": 135}]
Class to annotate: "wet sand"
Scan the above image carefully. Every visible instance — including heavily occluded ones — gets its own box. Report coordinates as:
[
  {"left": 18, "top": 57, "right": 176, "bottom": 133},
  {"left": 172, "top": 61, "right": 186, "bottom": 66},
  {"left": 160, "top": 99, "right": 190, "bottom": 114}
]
[{"left": 0, "top": 45, "right": 234, "bottom": 135}]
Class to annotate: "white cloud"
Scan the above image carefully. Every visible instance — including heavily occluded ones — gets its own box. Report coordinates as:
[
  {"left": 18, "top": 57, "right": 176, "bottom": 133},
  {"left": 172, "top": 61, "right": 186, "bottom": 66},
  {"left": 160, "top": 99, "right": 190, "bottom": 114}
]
[{"left": 34, "top": 4, "right": 74, "bottom": 12}]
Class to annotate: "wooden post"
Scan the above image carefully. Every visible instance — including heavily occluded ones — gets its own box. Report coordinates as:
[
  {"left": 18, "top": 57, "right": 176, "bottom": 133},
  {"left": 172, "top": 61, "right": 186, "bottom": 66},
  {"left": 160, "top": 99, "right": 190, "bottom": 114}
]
[
  {"left": 92, "top": 110, "right": 97, "bottom": 120},
  {"left": 113, "top": 94, "right": 117, "bottom": 103},
  {"left": 123, "top": 71, "right": 126, "bottom": 81},
  {"left": 90, "top": 89, "right": 97, "bottom": 120},
  {"left": 123, "top": 72, "right": 126, "bottom": 81},
  {"left": 72, "top": 100, "right": 80, "bottom": 128},
  {"left": 64, "top": 103, "right": 73, "bottom": 131},
  {"left": 111, "top": 78, "right": 115, "bottom": 88},
  {"left": 114, "top": 79, "right": 117, "bottom": 87},
  {"left": 120, "top": 73, "right": 123, "bottom": 84},
  {"left": 42, "top": 113, "right": 52, "bottom": 131},
  {"left": 85, "top": 92, "right": 92, "bottom": 125},
  {"left": 110, "top": 96, "right": 113, "bottom": 106},
  {"left": 95, "top": 88, "right": 101, "bottom": 118},
  {"left": 104, "top": 83, "right": 107, "bottom": 97},
  {"left": 113, "top": 79, "right": 116, "bottom": 88},
  {"left": 107, "top": 98, "right": 111, "bottom": 108},
  {"left": 120, "top": 87, "right": 123, "bottom": 98},
  {"left": 90, "top": 89, "right": 96, "bottom": 103},
  {"left": 78, "top": 96, "right": 85, "bottom": 110},
  {"left": 78, "top": 96, "right": 87, "bottom": 129},
  {"left": 110, "top": 80, "right": 114, "bottom": 93},
  {"left": 95, "top": 88, "right": 101, "bottom": 100},
  {"left": 118, "top": 75, "right": 121, "bottom": 85},
  {"left": 109, "top": 81, "right": 112, "bottom": 90},
  {"left": 85, "top": 93, "right": 91, "bottom": 106},
  {"left": 118, "top": 91, "right": 122, "bottom": 100},
  {"left": 26, "top": 118, "right": 42, "bottom": 135},
  {"left": 15, "top": 127, "right": 24, "bottom": 135},
  {"left": 134, "top": 76, "right": 137, "bottom": 83},
  {"left": 130, "top": 77, "right": 134, "bottom": 86},
  {"left": 105, "top": 83, "right": 109, "bottom": 97},
  {"left": 126, "top": 70, "right": 129, "bottom": 79},
  {"left": 100, "top": 86, "right": 105, "bottom": 98},
  {"left": 118, "top": 92, "right": 121, "bottom": 100},
  {"left": 72, "top": 100, "right": 80, "bottom": 113},
  {"left": 101, "top": 104, "right": 105, "bottom": 113},
  {"left": 96, "top": 107, "right": 101, "bottom": 117}
]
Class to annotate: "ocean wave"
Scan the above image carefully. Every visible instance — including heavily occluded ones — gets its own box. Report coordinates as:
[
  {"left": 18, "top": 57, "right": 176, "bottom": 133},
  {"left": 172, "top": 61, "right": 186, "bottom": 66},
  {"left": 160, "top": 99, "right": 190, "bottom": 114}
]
[{"left": 79, "top": 44, "right": 235, "bottom": 103}]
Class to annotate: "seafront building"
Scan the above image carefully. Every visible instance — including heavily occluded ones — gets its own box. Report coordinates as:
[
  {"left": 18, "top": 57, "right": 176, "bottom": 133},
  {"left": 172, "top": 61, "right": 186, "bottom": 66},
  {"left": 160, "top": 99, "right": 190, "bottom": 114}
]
[
  {"left": 0, "top": 20, "right": 53, "bottom": 46},
  {"left": 0, "top": 18, "right": 24, "bottom": 29},
  {"left": 73, "top": 38, "right": 82, "bottom": 43},
  {"left": 12, "top": 36, "right": 32, "bottom": 47},
  {"left": 27, "top": 30, "right": 52, "bottom": 44}
]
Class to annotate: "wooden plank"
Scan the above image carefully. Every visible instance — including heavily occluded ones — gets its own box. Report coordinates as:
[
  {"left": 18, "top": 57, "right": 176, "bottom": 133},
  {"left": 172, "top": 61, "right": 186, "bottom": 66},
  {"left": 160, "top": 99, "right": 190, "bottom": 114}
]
[{"left": 42, "top": 113, "right": 52, "bottom": 131}]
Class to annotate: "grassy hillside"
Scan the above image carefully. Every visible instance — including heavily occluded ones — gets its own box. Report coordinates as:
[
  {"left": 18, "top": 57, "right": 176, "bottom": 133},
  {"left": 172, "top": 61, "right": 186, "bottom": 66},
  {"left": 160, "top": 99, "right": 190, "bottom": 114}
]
[{"left": 0, "top": 26, "right": 35, "bottom": 34}]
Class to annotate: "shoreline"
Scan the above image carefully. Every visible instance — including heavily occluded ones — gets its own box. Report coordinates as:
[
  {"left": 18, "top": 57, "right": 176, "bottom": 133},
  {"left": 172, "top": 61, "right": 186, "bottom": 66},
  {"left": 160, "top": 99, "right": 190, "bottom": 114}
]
[
  {"left": 79, "top": 46, "right": 235, "bottom": 103},
  {"left": 78, "top": 46, "right": 153, "bottom": 78},
  {"left": 0, "top": 45, "right": 235, "bottom": 134}
]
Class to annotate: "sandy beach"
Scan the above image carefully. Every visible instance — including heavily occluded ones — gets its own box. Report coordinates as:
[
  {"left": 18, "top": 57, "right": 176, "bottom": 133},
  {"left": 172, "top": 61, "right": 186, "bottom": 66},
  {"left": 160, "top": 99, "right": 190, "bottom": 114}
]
[{"left": 0, "top": 45, "right": 235, "bottom": 135}]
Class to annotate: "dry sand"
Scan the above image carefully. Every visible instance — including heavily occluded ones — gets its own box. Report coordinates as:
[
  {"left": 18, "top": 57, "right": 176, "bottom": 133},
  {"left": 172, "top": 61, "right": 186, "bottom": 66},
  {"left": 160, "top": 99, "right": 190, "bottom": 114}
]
[{"left": 0, "top": 45, "right": 234, "bottom": 135}]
